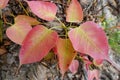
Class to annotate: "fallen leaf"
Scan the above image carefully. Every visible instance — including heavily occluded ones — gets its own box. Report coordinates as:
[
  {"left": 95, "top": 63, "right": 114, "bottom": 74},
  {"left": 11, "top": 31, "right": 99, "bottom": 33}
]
[{"left": 0, "top": 48, "right": 7, "bottom": 55}]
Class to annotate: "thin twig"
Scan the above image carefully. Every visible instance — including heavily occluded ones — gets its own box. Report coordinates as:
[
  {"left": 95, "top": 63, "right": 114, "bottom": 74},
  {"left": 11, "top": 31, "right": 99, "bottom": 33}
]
[{"left": 16, "top": 0, "right": 29, "bottom": 16}]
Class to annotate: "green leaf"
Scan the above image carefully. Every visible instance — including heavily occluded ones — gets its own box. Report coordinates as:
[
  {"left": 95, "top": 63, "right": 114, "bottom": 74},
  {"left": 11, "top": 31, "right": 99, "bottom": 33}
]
[{"left": 0, "top": 19, "right": 3, "bottom": 42}]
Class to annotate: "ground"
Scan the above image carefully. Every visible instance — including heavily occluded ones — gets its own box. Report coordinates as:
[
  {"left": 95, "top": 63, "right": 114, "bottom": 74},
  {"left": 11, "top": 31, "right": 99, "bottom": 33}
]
[{"left": 0, "top": 0, "right": 120, "bottom": 80}]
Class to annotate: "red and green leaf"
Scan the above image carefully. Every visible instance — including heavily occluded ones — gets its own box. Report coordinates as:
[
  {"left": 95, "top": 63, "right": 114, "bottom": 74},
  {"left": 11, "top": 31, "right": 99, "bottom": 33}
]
[
  {"left": 15, "top": 15, "right": 40, "bottom": 25},
  {"left": 6, "top": 15, "right": 40, "bottom": 45},
  {"left": 55, "top": 38, "right": 77, "bottom": 75},
  {"left": 26, "top": 1, "right": 57, "bottom": 21},
  {"left": 19, "top": 25, "right": 58, "bottom": 65},
  {"left": 66, "top": 0, "right": 83, "bottom": 22},
  {"left": 6, "top": 21, "right": 32, "bottom": 45},
  {"left": 69, "top": 60, "right": 79, "bottom": 74},
  {"left": 68, "top": 21, "right": 109, "bottom": 65},
  {"left": 0, "top": 0, "right": 9, "bottom": 9}
]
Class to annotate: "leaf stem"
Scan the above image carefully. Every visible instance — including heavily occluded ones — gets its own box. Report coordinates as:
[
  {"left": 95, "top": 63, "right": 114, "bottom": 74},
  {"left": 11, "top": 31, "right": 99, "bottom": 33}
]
[
  {"left": 10, "top": 13, "right": 15, "bottom": 18},
  {"left": 15, "top": 64, "right": 22, "bottom": 75},
  {"left": 4, "top": 22, "right": 13, "bottom": 26},
  {"left": 55, "top": 16, "right": 66, "bottom": 29},
  {"left": 55, "top": 16, "right": 68, "bottom": 38},
  {"left": 16, "top": 0, "right": 29, "bottom": 16}
]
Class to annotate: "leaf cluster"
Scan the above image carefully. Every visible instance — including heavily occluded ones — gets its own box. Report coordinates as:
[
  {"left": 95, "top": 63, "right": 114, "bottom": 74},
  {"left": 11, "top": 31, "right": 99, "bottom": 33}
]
[{"left": 1, "top": 0, "right": 119, "bottom": 80}]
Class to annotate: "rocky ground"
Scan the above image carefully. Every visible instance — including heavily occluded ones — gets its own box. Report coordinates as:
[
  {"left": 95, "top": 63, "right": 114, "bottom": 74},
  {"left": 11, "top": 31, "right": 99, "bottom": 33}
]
[{"left": 0, "top": 0, "right": 120, "bottom": 80}]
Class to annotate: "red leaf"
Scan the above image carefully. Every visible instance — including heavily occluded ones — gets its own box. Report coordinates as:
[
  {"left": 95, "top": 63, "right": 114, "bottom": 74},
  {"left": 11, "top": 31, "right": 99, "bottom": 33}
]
[
  {"left": 88, "top": 69, "right": 99, "bottom": 80},
  {"left": 55, "top": 38, "right": 77, "bottom": 75},
  {"left": 19, "top": 25, "right": 58, "bottom": 65},
  {"left": 6, "top": 21, "right": 32, "bottom": 45},
  {"left": 68, "top": 21, "right": 109, "bottom": 65},
  {"left": 66, "top": 0, "right": 83, "bottom": 22},
  {"left": 0, "top": 0, "right": 9, "bottom": 9},
  {"left": 26, "top": 1, "right": 57, "bottom": 21},
  {"left": 15, "top": 15, "right": 40, "bottom": 25},
  {"left": 69, "top": 60, "right": 79, "bottom": 74}
]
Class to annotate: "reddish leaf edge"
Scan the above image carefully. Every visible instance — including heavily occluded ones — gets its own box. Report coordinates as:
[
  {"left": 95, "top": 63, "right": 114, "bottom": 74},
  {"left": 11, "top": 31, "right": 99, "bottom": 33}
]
[
  {"left": 68, "top": 21, "right": 109, "bottom": 65},
  {"left": 19, "top": 25, "right": 58, "bottom": 65}
]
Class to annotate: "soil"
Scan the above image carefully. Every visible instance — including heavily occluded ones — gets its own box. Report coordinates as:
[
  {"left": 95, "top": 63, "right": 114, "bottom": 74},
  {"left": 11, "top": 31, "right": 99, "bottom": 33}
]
[{"left": 0, "top": 0, "right": 120, "bottom": 80}]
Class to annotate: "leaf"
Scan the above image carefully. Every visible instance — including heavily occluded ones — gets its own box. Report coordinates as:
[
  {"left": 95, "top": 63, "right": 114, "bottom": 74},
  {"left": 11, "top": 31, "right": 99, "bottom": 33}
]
[
  {"left": 88, "top": 69, "right": 99, "bottom": 80},
  {"left": 6, "top": 21, "right": 32, "bottom": 45},
  {"left": 0, "top": 48, "right": 7, "bottom": 55},
  {"left": 68, "top": 21, "right": 109, "bottom": 65},
  {"left": 15, "top": 15, "right": 40, "bottom": 25},
  {"left": 6, "top": 15, "right": 39, "bottom": 45},
  {"left": 19, "top": 25, "right": 58, "bottom": 65},
  {"left": 0, "top": 0, "right": 9, "bottom": 9},
  {"left": 26, "top": 1, "right": 57, "bottom": 21},
  {"left": 66, "top": 0, "right": 83, "bottom": 22},
  {"left": 69, "top": 60, "right": 79, "bottom": 74},
  {"left": 55, "top": 38, "right": 77, "bottom": 75}
]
